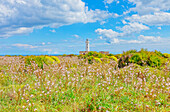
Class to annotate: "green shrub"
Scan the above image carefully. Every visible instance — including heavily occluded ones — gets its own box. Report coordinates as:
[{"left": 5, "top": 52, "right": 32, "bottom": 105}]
[
  {"left": 63, "top": 54, "right": 67, "bottom": 57},
  {"left": 5, "top": 55, "right": 11, "bottom": 57},
  {"left": 78, "top": 51, "right": 117, "bottom": 64},
  {"left": 94, "top": 57, "right": 102, "bottom": 63},
  {"left": 129, "top": 53, "right": 143, "bottom": 65},
  {"left": 163, "top": 53, "right": 170, "bottom": 58},
  {"left": 109, "top": 56, "right": 118, "bottom": 62},
  {"left": 24, "top": 56, "right": 60, "bottom": 69},
  {"left": 118, "top": 49, "right": 167, "bottom": 68},
  {"left": 118, "top": 54, "right": 132, "bottom": 68},
  {"left": 123, "top": 49, "right": 137, "bottom": 55},
  {"left": 114, "top": 54, "right": 122, "bottom": 59},
  {"left": 51, "top": 56, "right": 60, "bottom": 63},
  {"left": 87, "top": 56, "right": 94, "bottom": 64},
  {"left": 87, "top": 51, "right": 98, "bottom": 57},
  {"left": 45, "top": 56, "right": 55, "bottom": 64},
  {"left": 108, "top": 54, "right": 114, "bottom": 56}
]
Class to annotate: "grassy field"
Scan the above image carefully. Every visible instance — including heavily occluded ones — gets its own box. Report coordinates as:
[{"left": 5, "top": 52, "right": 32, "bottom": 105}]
[{"left": 0, "top": 52, "right": 169, "bottom": 111}]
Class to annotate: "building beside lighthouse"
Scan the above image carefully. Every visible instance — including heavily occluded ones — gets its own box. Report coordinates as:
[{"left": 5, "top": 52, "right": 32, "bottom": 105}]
[{"left": 79, "top": 39, "right": 109, "bottom": 55}]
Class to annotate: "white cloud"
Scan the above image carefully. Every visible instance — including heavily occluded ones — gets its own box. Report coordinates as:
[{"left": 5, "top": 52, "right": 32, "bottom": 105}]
[
  {"left": 0, "top": 0, "right": 112, "bottom": 38},
  {"left": 128, "top": 0, "right": 170, "bottom": 15},
  {"left": 95, "top": 28, "right": 119, "bottom": 38},
  {"left": 114, "top": 13, "right": 119, "bottom": 17},
  {"left": 0, "top": 27, "right": 34, "bottom": 38},
  {"left": 95, "top": 28, "right": 120, "bottom": 44},
  {"left": 127, "top": 35, "right": 161, "bottom": 43},
  {"left": 42, "top": 42, "right": 45, "bottom": 45},
  {"left": 104, "top": 0, "right": 120, "bottom": 4},
  {"left": 100, "top": 21, "right": 106, "bottom": 25},
  {"left": 126, "top": 12, "right": 170, "bottom": 26},
  {"left": 95, "top": 22, "right": 149, "bottom": 44},
  {"left": 122, "top": 20, "right": 127, "bottom": 24},
  {"left": 12, "top": 44, "right": 37, "bottom": 49},
  {"left": 104, "top": 0, "right": 114, "bottom": 4},
  {"left": 127, "top": 40, "right": 142, "bottom": 44},
  {"left": 49, "top": 29, "right": 56, "bottom": 33},
  {"left": 138, "top": 35, "right": 161, "bottom": 42},
  {"left": 119, "top": 22, "right": 150, "bottom": 34},
  {"left": 73, "top": 34, "right": 80, "bottom": 38},
  {"left": 99, "top": 36, "right": 103, "bottom": 39},
  {"left": 158, "top": 27, "right": 162, "bottom": 30},
  {"left": 43, "top": 49, "right": 52, "bottom": 52}
]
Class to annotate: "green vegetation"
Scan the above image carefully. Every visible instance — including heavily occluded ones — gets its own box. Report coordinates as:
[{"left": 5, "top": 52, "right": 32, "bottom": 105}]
[
  {"left": 118, "top": 49, "right": 168, "bottom": 69},
  {"left": 24, "top": 56, "right": 60, "bottom": 69},
  {"left": 78, "top": 51, "right": 117, "bottom": 64},
  {"left": 0, "top": 50, "right": 169, "bottom": 111}
]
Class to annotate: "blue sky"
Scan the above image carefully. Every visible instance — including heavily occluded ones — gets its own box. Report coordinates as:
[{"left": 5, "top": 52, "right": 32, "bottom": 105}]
[{"left": 0, "top": 0, "right": 170, "bottom": 55}]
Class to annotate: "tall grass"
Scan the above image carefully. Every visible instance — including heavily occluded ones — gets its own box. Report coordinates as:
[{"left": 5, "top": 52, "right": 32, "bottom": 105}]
[{"left": 0, "top": 56, "right": 169, "bottom": 111}]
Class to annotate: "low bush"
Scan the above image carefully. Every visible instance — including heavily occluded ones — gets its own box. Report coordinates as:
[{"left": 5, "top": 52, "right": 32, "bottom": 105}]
[
  {"left": 163, "top": 53, "right": 170, "bottom": 58},
  {"left": 109, "top": 56, "right": 118, "bottom": 62},
  {"left": 51, "top": 56, "right": 60, "bottom": 63},
  {"left": 78, "top": 52, "right": 116, "bottom": 64},
  {"left": 118, "top": 49, "right": 168, "bottom": 68},
  {"left": 94, "top": 57, "right": 102, "bottom": 63},
  {"left": 24, "top": 56, "right": 60, "bottom": 69}
]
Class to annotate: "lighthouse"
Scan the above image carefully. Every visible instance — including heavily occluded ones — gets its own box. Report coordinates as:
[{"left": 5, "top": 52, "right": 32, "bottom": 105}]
[
  {"left": 86, "top": 39, "right": 89, "bottom": 51},
  {"left": 79, "top": 39, "right": 109, "bottom": 55}
]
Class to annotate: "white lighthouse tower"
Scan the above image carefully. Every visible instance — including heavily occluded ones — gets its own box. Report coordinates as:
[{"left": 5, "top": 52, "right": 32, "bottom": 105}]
[{"left": 86, "top": 39, "right": 89, "bottom": 51}]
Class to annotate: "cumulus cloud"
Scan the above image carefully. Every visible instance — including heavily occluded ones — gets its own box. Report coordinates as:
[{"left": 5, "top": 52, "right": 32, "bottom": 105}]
[
  {"left": 0, "top": 27, "right": 34, "bottom": 38},
  {"left": 0, "top": 0, "right": 112, "bottom": 38},
  {"left": 95, "top": 28, "right": 120, "bottom": 44},
  {"left": 95, "top": 29, "right": 119, "bottom": 38},
  {"left": 12, "top": 44, "right": 38, "bottom": 48},
  {"left": 128, "top": 0, "right": 170, "bottom": 15},
  {"left": 119, "top": 22, "right": 149, "bottom": 34},
  {"left": 95, "top": 22, "right": 150, "bottom": 44},
  {"left": 126, "top": 12, "right": 170, "bottom": 26}
]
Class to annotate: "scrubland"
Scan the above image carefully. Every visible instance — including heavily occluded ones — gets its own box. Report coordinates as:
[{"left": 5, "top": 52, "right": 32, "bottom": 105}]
[{"left": 0, "top": 50, "right": 169, "bottom": 112}]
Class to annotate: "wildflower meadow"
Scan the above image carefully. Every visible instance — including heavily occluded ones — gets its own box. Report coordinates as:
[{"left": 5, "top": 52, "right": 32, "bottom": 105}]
[{"left": 0, "top": 49, "right": 169, "bottom": 112}]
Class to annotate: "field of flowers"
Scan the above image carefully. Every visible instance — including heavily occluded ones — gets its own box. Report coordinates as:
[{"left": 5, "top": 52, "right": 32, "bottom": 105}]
[{"left": 0, "top": 51, "right": 169, "bottom": 112}]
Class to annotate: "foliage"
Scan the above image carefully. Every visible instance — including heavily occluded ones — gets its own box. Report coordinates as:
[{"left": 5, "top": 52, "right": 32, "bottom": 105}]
[
  {"left": 114, "top": 54, "right": 122, "bottom": 59},
  {"left": 24, "top": 56, "right": 60, "bottom": 69},
  {"left": 129, "top": 53, "right": 143, "bottom": 65},
  {"left": 163, "top": 53, "right": 170, "bottom": 58},
  {"left": 63, "top": 54, "right": 67, "bottom": 57},
  {"left": 87, "top": 56, "right": 94, "bottom": 64},
  {"left": 109, "top": 56, "right": 118, "bottom": 62},
  {"left": 78, "top": 51, "right": 117, "bottom": 64},
  {"left": 122, "top": 49, "right": 137, "bottom": 55},
  {"left": 118, "top": 49, "right": 168, "bottom": 68},
  {"left": 118, "top": 54, "right": 132, "bottom": 68},
  {"left": 94, "top": 57, "right": 102, "bottom": 63},
  {"left": 51, "top": 56, "right": 60, "bottom": 63},
  {"left": 101, "top": 58, "right": 110, "bottom": 63}
]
